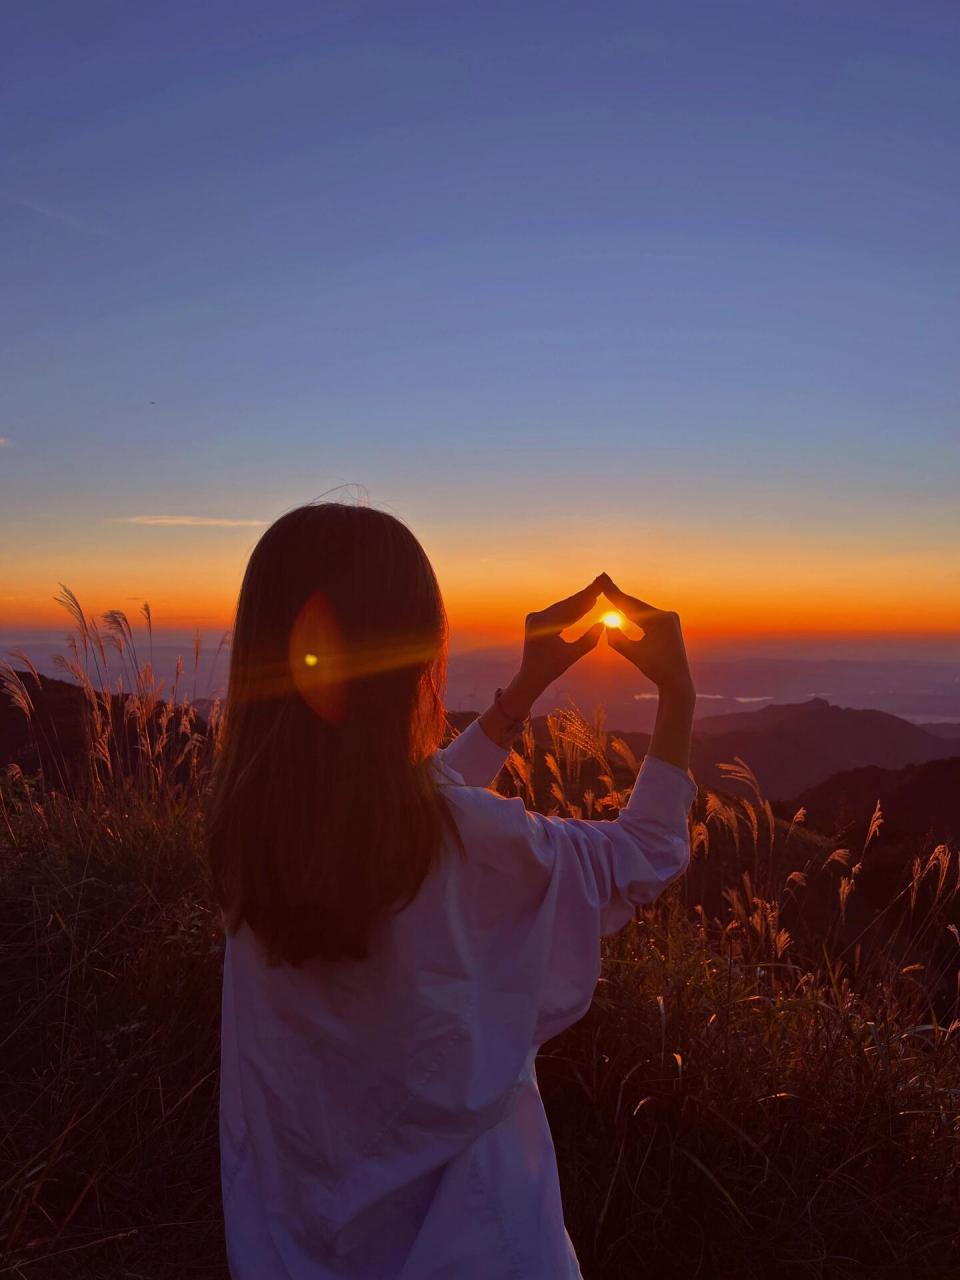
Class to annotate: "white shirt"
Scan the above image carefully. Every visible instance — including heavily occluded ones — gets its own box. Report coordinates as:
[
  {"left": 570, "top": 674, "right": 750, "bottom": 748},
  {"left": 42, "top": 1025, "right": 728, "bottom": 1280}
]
[{"left": 219, "top": 717, "right": 697, "bottom": 1279}]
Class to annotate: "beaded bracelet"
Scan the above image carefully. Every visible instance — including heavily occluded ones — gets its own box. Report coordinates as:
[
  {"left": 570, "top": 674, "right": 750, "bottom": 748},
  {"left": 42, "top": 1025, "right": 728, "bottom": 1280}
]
[{"left": 494, "top": 687, "right": 531, "bottom": 737}]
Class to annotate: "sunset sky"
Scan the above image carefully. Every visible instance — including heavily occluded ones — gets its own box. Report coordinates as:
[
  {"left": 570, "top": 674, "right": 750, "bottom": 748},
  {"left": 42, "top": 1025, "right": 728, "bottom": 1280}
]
[{"left": 2, "top": 1, "right": 958, "bottom": 654}]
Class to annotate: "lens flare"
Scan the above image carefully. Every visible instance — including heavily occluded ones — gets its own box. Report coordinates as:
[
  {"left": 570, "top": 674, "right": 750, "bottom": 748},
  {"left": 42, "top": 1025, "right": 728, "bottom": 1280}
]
[
  {"left": 290, "top": 592, "right": 347, "bottom": 724},
  {"left": 601, "top": 611, "right": 624, "bottom": 629}
]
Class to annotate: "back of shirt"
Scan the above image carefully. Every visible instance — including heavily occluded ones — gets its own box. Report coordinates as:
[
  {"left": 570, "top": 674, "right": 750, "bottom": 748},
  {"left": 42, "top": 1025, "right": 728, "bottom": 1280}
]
[{"left": 219, "top": 718, "right": 696, "bottom": 1279}]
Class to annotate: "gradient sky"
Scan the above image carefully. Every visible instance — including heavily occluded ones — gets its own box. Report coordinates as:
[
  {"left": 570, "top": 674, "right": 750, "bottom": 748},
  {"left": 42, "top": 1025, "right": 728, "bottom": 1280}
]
[{"left": 2, "top": 1, "right": 958, "bottom": 652}]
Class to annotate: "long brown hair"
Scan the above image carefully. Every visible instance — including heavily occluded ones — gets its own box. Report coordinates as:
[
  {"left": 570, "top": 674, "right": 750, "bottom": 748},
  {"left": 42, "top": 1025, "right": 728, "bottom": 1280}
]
[{"left": 206, "top": 502, "right": 462, "bottom": 966}]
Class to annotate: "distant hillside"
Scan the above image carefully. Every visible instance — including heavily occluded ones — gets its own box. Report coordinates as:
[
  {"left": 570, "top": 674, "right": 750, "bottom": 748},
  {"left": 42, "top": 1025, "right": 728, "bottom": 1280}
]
[
  {"left": 692, "top": 697, "right": 835, "bottom": 737},
  {"left": 788, "top": 756, "right": 960, "bottom": 845},
  {"left": 677, "top": 697, "right": 960, "bottom": 800},
  {"left": 918, "top": 722, "right": 960, "bottom": 740},
  {"left": 452, "top": 698, "right": 960, "bottom": 803},
  {"left": 0, "top": 673, "right": 93, "bottom": 781},
  {"left": 0, "top": 672, "right": 204, "bottom": 785}
]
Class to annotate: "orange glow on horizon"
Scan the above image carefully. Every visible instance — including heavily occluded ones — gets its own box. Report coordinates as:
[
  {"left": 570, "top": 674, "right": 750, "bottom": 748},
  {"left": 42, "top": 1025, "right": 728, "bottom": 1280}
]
[
  {"left": 2, "top": 533, "right": 959, "bottom": 648},
  {"left": 3, "top": 583, "right": 960, "bottom": 645}
]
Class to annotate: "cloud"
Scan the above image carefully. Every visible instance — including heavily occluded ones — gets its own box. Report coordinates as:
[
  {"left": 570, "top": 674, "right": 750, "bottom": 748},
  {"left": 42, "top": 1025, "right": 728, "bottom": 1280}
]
[
  {"left": 1, "top": 192, "right": 105, "bottom": 238},
  {"left": 0, "top": 437, "right": 10, "bottom": 447},
  {"left": 109, "top": 515, "right": 267, "bottom": 528}
]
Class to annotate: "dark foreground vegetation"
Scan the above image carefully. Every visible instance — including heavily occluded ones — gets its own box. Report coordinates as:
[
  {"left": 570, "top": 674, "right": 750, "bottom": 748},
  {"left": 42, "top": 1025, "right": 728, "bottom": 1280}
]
[{"left": 2, "top": 595, "right": 959, "bottom": 1278}]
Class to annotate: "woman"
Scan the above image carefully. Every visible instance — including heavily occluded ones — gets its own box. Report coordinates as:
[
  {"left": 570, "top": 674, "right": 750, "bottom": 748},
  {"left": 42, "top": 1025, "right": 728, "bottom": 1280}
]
[{"left": 207, "top": 501, "right": 697, "bottom": 1279}]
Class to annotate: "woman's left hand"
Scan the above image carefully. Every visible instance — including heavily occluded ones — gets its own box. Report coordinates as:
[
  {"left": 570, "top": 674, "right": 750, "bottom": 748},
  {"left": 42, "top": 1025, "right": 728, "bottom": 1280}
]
[{"left": 498, "top": 577, "right": 606, "bottom": 719}]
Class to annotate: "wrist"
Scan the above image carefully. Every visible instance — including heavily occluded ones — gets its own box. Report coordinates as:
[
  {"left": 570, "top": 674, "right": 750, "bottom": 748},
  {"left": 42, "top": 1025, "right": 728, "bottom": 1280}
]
[
  {"left": 499, "top": 672, "right": 541, "bottom": 721},
  {"left": 477, "top": 677, "right": 536, "bottom": 750}
]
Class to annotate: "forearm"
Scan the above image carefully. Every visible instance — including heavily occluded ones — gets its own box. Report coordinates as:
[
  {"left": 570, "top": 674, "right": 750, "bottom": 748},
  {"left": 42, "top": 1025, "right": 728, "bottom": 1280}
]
[{"left": 647, "top": 681, "right": 695, "bottom": 772}]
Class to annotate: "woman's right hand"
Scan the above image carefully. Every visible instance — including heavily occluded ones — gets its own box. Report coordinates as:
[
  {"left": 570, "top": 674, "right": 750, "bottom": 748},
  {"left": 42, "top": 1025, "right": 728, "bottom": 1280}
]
[
  {"left": 599, "top": 575, "right": 695, "bottom": 701},
  {"left": 600, "top": 575, "right": 695, "bottom": 772}
]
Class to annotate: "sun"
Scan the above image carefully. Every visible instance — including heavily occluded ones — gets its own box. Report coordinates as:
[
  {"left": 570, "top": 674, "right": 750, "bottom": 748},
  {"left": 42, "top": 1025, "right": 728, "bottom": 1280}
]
[{"left": 601, "top": 611, "right": 624, "bottom": 629}]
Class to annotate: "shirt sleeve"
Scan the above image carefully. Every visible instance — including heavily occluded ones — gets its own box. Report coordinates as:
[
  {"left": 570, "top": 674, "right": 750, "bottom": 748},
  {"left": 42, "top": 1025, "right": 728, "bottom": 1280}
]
[
  {"left": 510, "top": 755, "right": 697, "bottom": 1046},
  {"left": 435, "top": 716, "right": 511, "bottom": 788}
]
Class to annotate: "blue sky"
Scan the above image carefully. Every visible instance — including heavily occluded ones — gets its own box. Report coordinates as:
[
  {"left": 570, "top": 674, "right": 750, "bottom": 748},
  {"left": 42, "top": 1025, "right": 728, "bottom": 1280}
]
[{"left": 2, "top": 1, "right": 958, "bottom": 646}]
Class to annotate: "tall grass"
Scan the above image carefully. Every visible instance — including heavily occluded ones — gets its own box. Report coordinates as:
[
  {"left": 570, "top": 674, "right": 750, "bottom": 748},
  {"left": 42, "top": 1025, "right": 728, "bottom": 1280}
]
[{"left": 1, "top": 594, "right": 958, "bottom": 1278}]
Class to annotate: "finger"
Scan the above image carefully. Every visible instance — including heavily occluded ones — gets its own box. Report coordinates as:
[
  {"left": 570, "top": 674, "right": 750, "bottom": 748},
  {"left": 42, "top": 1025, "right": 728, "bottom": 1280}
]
[
  {"left": 566, "top": 620, "right": 604, "bottom": 661},
  {"left": 601, "top": 574, "right": 656, "bottom": 613},
  {"left": 536, "top": 575, "right": 605, "bottom": 632},
  {"left": 600, "top": 576, "right": 659, "bottom": 627},
  {"left": 606, "top": 627, "right": 643, "bottom": 664}
]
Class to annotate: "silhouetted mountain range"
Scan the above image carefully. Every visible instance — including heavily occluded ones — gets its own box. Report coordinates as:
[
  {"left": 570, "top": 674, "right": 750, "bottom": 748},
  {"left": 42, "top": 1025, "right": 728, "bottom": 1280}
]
[{"left": 4, "top": 677, "right": 960, "bottom": 814}]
